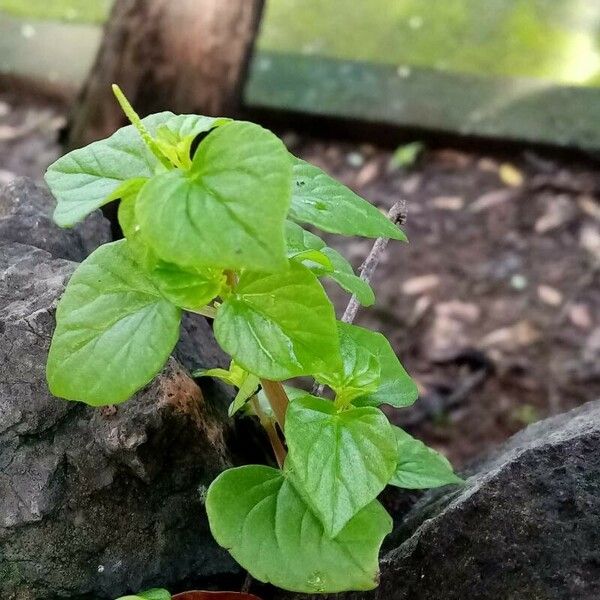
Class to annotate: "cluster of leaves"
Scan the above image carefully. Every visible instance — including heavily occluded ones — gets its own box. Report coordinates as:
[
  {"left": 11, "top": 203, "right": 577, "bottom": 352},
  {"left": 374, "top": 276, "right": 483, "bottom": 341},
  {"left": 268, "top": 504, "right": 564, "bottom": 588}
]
[{"left": 46, "top": 87, "right": 461, "bottom": 595}]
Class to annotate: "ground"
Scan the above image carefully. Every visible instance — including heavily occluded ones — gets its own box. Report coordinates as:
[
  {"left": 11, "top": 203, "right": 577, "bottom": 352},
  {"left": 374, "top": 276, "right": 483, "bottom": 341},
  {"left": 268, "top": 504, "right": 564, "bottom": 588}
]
[{"left": 2, "top": 88, "right": 599, "bottom": 467}]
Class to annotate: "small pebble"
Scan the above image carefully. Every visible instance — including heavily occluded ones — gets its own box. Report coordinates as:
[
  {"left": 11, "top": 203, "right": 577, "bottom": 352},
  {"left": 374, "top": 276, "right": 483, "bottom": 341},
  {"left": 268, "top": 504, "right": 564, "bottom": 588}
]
[
  {"left": 346, "top": 151, "right": 365, "bottom": 168},
  {"left": 510, "top": 274, "right": 528, "bottom": 290}
]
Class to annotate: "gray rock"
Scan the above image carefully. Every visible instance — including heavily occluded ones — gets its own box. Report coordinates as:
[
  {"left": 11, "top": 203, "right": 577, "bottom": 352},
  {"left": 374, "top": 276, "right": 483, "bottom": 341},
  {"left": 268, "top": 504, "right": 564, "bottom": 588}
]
[
  {"left": 0, "top": 242, "right": 247, "bottom": 599},
  {"left": 0, "top": 177, "right": 110, "bottom": 261},
  {"left": 308, "top": 401, "right": 600, "bottom": 600}
]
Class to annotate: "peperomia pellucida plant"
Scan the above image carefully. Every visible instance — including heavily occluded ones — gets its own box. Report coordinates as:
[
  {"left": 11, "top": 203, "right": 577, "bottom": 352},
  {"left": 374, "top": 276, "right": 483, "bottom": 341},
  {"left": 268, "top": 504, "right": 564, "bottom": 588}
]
[{"left": 45, "top": 86, "right": 461, "bottom": 595}]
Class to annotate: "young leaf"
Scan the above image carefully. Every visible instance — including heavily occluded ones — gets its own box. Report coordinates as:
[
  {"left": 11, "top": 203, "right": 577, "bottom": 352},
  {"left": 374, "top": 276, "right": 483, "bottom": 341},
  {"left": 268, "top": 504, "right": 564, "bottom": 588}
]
[
  {"left": 136, "top": 122, "right": 292, "bottom": 272},
  {"left": 151, "top": 262, "right": 224, "bottom": 311},
  {"left": 342, "top": 324, "right": 419, "bottom": 408},
  {"left": 193, "top": 362, "right": 247, "bottom": 387},
  {"left": 47, "top": 240, "right": 181, "bottom": 406},
  {"left": 206, "top": 465, "right": 392, "bottom": 593},
  {"left": 214, "top": 261, "right": 340, "bottom": 380},
  {"left": 118, "top": 185, "right": 225, "bottom": 310},
  {"left": 285, "top": 395, "right": 397, "bottom": 537},
  {"left": 285, "top": 221, "right": 374, "bottom": 306},
  {"left": 289, "top": 158, "right": 407, "bottom": 241},
  {"left": 46, "top": 112, "right": 224, "bottom": 227},
  {"left": 229, "top": 372, "right": 261, "bottom": 417},
  {"left": 316, "top": 322, "right": 381, "bottom": 403},
  {"left": 390, "top": 427, "right": 463, "bottom": 489}
]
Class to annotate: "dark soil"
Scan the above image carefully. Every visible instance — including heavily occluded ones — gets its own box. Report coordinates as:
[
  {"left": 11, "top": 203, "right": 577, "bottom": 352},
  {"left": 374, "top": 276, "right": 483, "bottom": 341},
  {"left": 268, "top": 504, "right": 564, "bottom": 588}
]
[{"left": 2, "top": 87, "right": 599, "bottom": 467}]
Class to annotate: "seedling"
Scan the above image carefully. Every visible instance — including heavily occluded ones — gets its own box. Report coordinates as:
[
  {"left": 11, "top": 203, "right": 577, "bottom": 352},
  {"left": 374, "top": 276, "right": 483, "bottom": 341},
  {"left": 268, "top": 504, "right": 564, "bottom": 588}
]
[{"left": 45, "top": 86, "right": 461, "bottom": 594}]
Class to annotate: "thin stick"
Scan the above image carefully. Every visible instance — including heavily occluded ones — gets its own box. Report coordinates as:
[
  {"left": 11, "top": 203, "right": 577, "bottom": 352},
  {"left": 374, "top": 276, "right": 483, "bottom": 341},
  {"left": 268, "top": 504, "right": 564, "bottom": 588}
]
[
  {"left": 342, "top": 199, "right": 407, "bottom": 325},
  {"left": 313, "top": 200, "right": 406, "bottom": 396}
]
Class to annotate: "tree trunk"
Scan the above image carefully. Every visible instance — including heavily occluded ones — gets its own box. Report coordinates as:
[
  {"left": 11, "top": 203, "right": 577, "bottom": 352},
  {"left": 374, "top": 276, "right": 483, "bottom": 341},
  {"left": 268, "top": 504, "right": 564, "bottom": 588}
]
[{"left": 67, "top": 0, "right": 265, "bottom": 149}]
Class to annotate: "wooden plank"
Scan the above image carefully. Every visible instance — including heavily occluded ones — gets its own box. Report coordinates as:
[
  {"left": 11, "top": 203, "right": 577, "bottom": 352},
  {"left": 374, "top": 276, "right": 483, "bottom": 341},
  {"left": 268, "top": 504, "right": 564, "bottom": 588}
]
[{"left": 246, "top": 51, "right": 600, "bottom": 151}]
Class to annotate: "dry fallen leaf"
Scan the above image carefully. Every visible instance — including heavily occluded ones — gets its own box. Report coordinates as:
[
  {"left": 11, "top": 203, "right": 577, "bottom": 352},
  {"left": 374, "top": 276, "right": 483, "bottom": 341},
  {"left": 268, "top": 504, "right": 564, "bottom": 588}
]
[
  {"left": 578, "top": 195, "right": 600, "bottom": 221},
  {"left": 499, "top": 163, "right": 524, "bottom": 187},
  {"left": 436, "top": 300, "right": 481, "bottom": 323},
  {"left": 480, "top": 321, "right": 541, "bottom": 350},
  {"left": 537, "top": 285, "right": 563, "bottom": 307},
  {"left": 477, "top": 157, "right": 499, "bottom": 172},
  {"left": 535, "top": 196, "right": 576, "bottom": 234},
  {"left": 568, "top": 304, "right": 593, "bottom": 330},
  {"left": 580, "top": 225, "right": 600, "bottom": 262},
  {"left": 355, "top": 160, "right": 380, "bottom": 186},
  {"left": 402, "top": 274, "right": 440, "bottom": 296},
  {"left": 431, "top": 196, "right": 464, "bottom": 211},
  {"left": 469, "top": 189, "right": 516, "bottom": 213}
]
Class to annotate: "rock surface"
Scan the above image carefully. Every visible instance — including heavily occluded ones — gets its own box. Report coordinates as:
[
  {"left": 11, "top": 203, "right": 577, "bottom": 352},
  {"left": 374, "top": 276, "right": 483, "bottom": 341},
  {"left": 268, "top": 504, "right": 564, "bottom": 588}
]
[
  {"left": 0, "top": 176, "right": 110, "bottom": 261},
  {"left": 0, "top": 242, "right": 245, "bottom": 599},
  {"left": 0, "top": 178, "right": 252, "bottom": 598},
  {"left": 282, "top": 400, "right": 600, "bottom": 600}
]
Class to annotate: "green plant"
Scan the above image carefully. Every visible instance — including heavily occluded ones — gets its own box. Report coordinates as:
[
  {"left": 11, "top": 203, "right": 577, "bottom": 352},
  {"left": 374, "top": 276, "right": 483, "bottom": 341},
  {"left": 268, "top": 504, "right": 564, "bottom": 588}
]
[{"left": 45, "top": 86, "right": 461, "bottom": 594}]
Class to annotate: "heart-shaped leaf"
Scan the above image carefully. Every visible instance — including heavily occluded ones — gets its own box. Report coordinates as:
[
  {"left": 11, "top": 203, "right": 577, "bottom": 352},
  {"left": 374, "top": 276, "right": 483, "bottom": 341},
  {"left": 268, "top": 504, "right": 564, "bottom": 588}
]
[
  {"left": 285, "top": 394, "right": 397, "bottom": 536},
  {"left": 136, "top": 122, "right": 291, "bottom": 272},
  {"left": 390, "top": 427, "right": 463, "bottom": 489},
  {"left": 214, "top": 261, "right": 340, "bottom": 380},
  {"left": 47, "top": 240, "right": 181, "bottom": 406},
  {"left": 206, "top": 465, "right": 392, "bottom": 593},
  {"left": 316, "top": 322, "right": 382, "bottom": 403},
  {"left": 342, "top": 324, "right": 418, "bottom": 408},
  {"left": 289, "top": 158, "right": 407, "bottom": 241},
  {"left": 46, "top": 112, "right": 225, "bottom": 227}
]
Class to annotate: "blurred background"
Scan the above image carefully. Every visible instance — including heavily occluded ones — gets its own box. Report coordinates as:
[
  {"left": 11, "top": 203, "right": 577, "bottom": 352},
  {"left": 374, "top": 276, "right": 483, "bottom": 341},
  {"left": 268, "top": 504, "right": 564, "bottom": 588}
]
[{"left": 1, "top": 0, "right": 599, "bottom": 466}]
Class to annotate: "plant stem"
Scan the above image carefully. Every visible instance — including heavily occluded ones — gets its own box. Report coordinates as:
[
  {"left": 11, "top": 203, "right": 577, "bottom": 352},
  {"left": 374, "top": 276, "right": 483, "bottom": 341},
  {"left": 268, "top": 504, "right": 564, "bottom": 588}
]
[
  {"left": 251, "top": 396, "right": 287, "bottom": 468},
  {"left": 341, "top": 199, "right": 407, "bottom": 325},
  {"left": 313, "top": 200, "right": 407, "bottom": 397},
  {"left": 260, "top": 379, "right": 289, "bottom": 429}
]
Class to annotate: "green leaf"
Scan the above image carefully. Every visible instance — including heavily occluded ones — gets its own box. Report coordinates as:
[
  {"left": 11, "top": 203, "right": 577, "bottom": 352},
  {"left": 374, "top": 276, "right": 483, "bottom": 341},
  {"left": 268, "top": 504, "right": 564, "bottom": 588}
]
[
  {"left": 115, "top": 590, "right": 171, "bottom": 600},
  {"left": 229, "top": 372, "right": 260, "bottom": 417},
  {"left": 117, "top": 178, "right": 156, "bottom": 269},
  {"left": 46, "top": 112, "right": 227, "bottom": 227},
  {"left": 390, "top": 141, "right": 424, "bottom": 169},
  {"left": 138, "top": 590, "right": 172, "bottom": 600},
  {"left": 316, "top": 322, "right": 381, "bottom": 403},
  {"left": 149, "top": 261, "right": 224, "bottom": 311},
  {"left": 390, "top": 427, "right": 463, "bottom": 489},
  {"left": 206, "top": 465, "right": 392, "bottom": 593},
  {"left": 136, "top": 121, "right": 292, "bottom": 272},
  {"left": 345, "top": 324, "right": 419, "bottom": 408},
  {"left": 118, "top": 184, "right": 225, "bottom": 310},
  {"left": 289, "top": 158, "right": 407, "bottom": 241},
  {"left": 285, "top": 395, "right": 397, "bottom": 537},
  {"left": 164, "top": 114, "right": 230, "bottom": 140},
  {"left": 214, "top": 261, "right": 340, "bottom": 380},
  {"left": 47, "top": 240, "right": 181, "bottom": 406},
  {"left": 193, "top": 361, "right": 246, "bottom": 387},
  {"left": 285, "top": 221, "right": 375, "bottom": 306}
]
